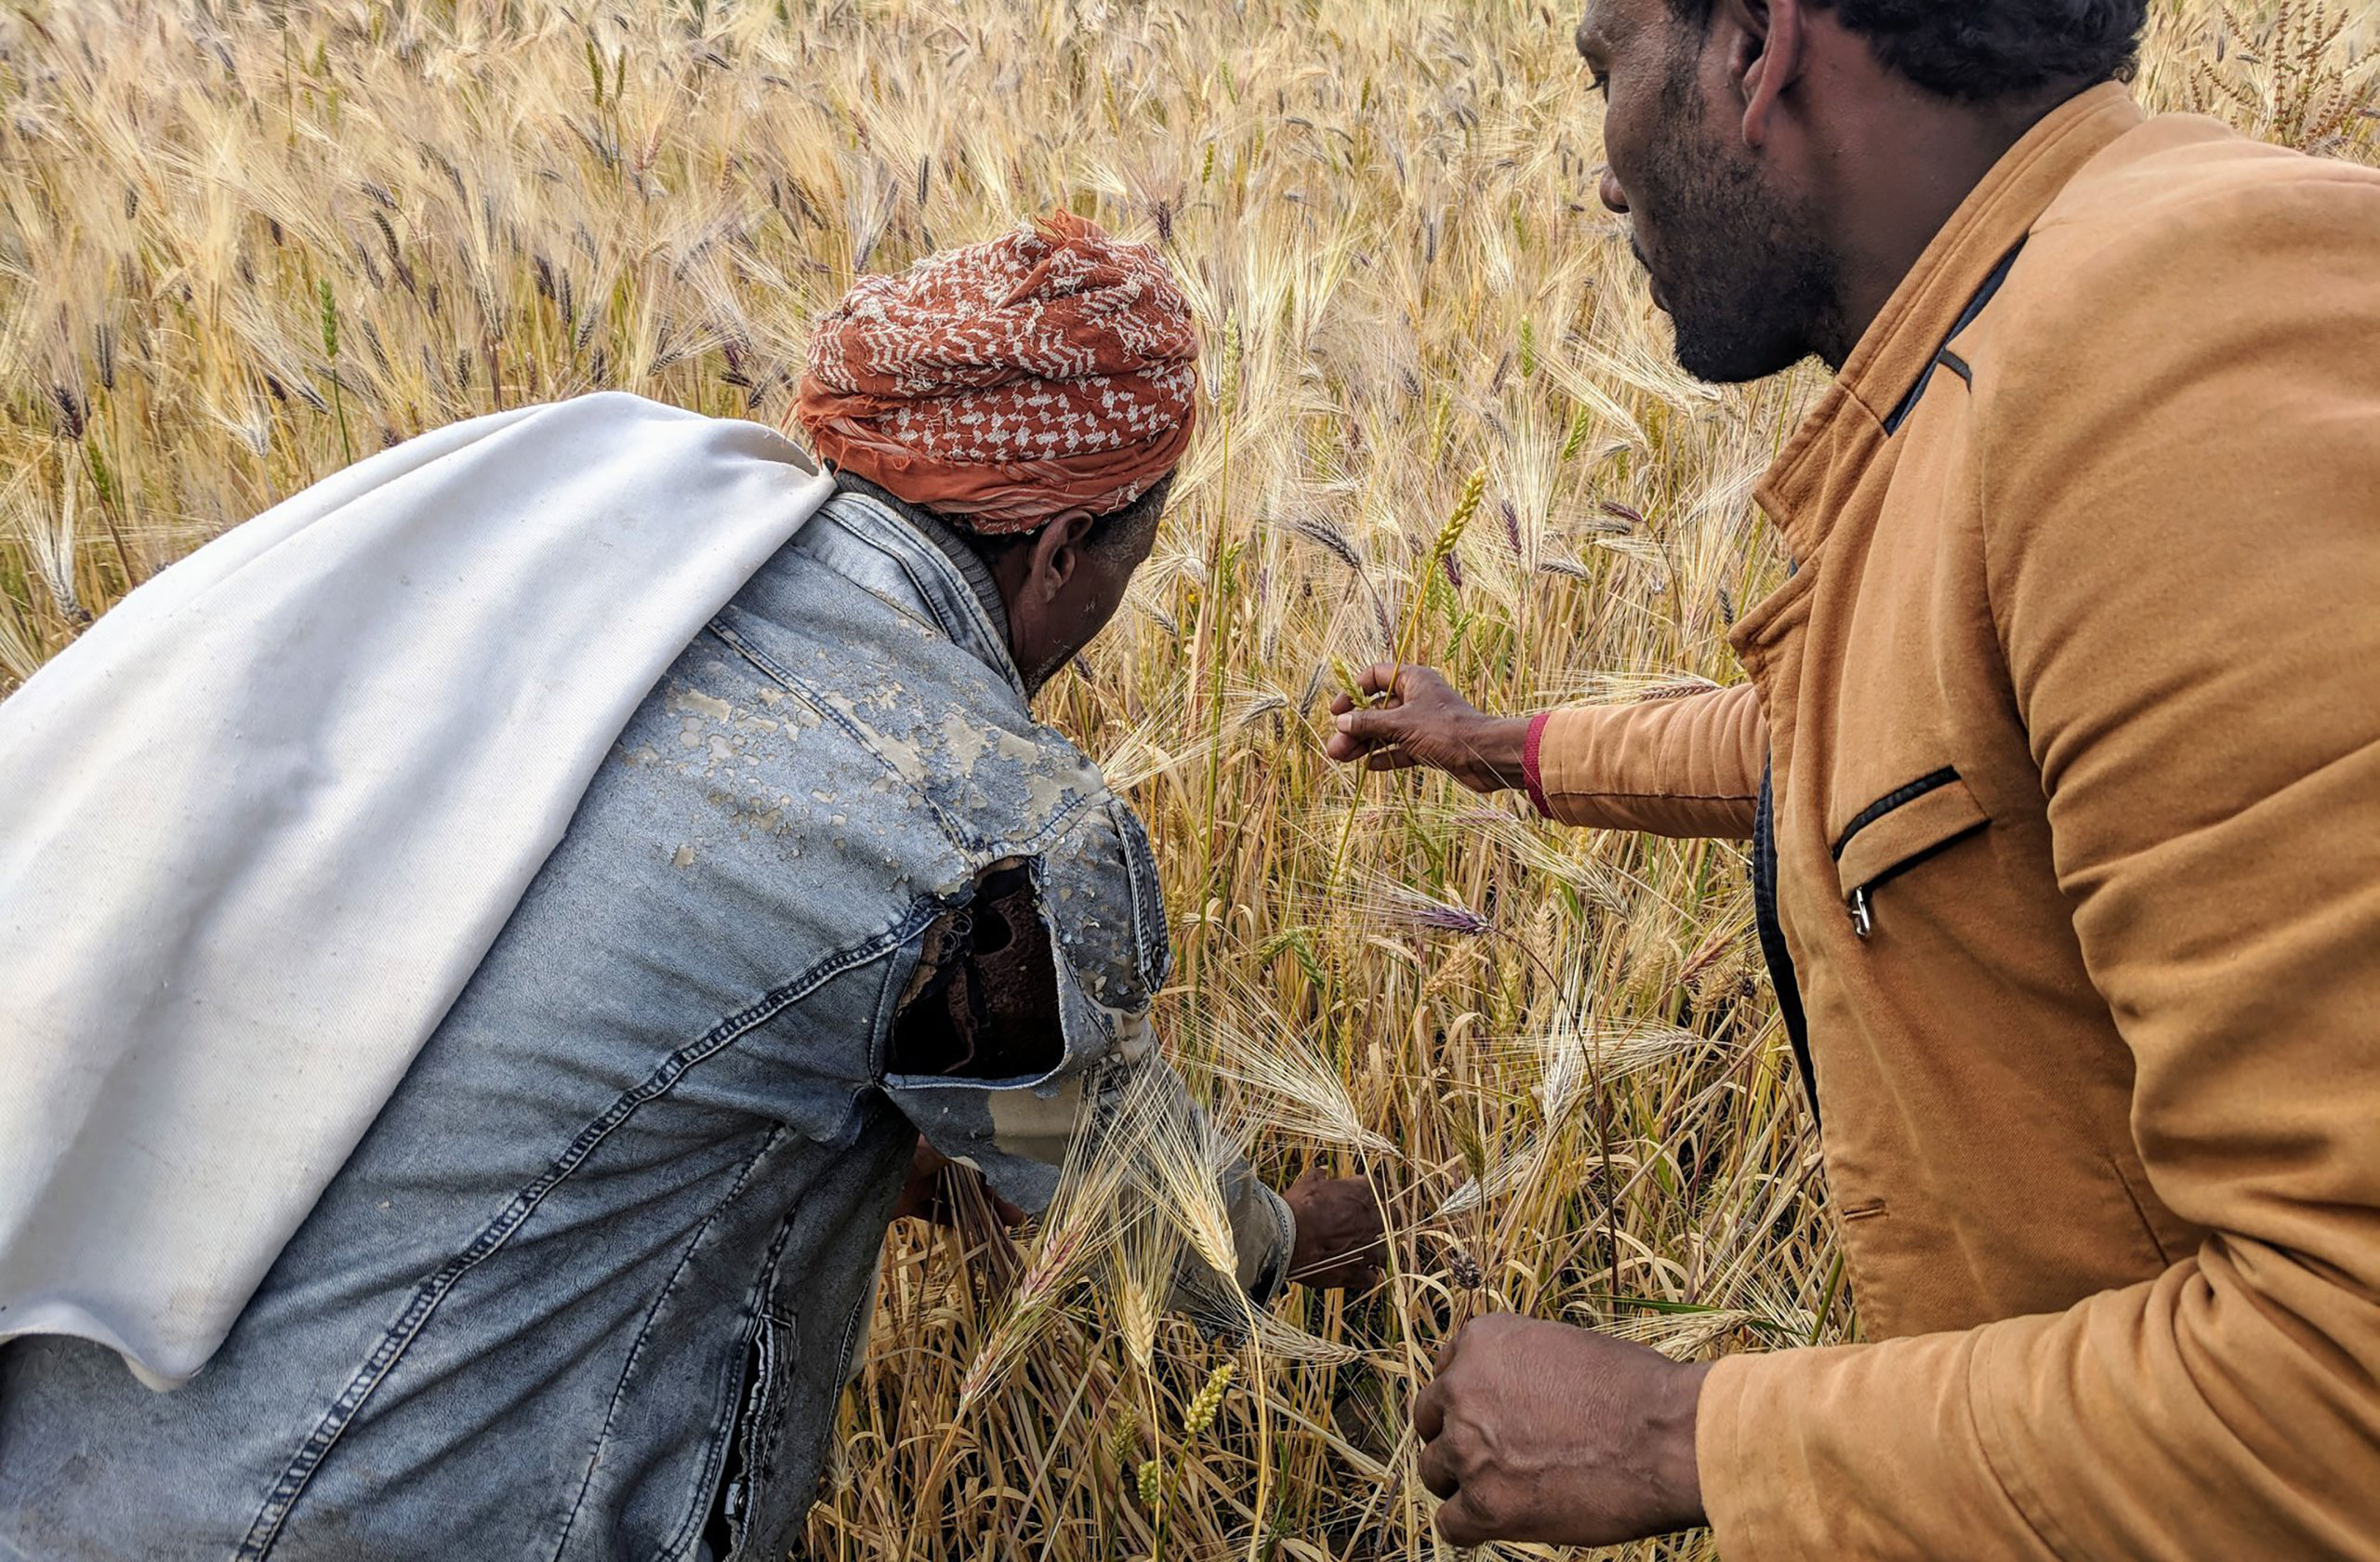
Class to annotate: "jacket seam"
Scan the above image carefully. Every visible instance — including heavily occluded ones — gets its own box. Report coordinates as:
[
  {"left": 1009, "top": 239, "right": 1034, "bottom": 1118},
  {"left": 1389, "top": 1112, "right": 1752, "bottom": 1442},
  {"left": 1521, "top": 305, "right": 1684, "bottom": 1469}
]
[
  {"left": 1249, "top": 1186, "right": 1296, "bottom": 1306},
  {"left": 2104, "top": 1152, "right": 2179, "bottom": 1267},
  {"left": 549, "top": 1126, "right": 792, "bottom": 1562},
  {"left": 236, "top": 916, "right": 930, "bottom": 1560},
  {"left": 1544, "top": 787, "right": 1760, "bottom": 803},
  {"left": 803, "top": 1119, "right": 915, "bottom": 1512},
  {"left": 1768, "top": 86, "right": 2130, "bottom": 503},
  {"left": 1112, "top": 801, "right": 1173, "bottom": 993},
  {"left": 1970, "top": 323, "right": 2016, "bottom": 698},
  {"left": 1752, "top": 761, "right": 1818, "bottom": 1123},
  {"left": 706, "top": 616, "right": 975, "bottom": 852},
  {"left": 654, "top": 1177, "right": 807, "bottom": 1562},
  {"left": 1881, "top": 239, "right": 2030, "bottom": 437},
  {"left": 1969, "top": 1332, "right": 2087, "bottom": 1560},
  {"left": 819, "top": 491, "right": 1026, "bottom": 698},
  {"left": 827, "top": 1271, "right": 877, "bottom": 1413},
  {"left": 709, "top": 617, "right": 1103, "bottom": 867},
  {"left": 862, "top": 920, "right": 914, "bottom": 1090},
  {"left": 1846, "top": 826, "right": 1989, "bottom": 901},
  {"left": 1026, "top": 852, "right": 1121, "bottom": 1054}
]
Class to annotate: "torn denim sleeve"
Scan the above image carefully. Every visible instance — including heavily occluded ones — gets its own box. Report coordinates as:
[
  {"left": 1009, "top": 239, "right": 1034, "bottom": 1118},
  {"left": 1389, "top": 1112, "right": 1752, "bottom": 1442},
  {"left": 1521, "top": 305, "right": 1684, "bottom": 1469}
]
[{"left": 879, "top": 858, "right": 1293, "bottom": 1309}]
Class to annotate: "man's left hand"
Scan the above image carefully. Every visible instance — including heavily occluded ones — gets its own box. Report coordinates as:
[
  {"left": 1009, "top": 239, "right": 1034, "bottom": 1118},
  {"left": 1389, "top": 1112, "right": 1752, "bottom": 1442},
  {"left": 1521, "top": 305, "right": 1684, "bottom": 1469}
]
[{"left": 1414, "top": 1313, "right": 1712, "bottom": 1546}]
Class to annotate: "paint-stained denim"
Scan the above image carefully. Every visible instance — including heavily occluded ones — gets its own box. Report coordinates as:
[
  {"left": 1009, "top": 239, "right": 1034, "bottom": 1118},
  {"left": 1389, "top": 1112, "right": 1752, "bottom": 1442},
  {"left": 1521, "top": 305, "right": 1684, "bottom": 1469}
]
[{"left": 0, "top": 492, "right": 1288, "bottom": 1560}]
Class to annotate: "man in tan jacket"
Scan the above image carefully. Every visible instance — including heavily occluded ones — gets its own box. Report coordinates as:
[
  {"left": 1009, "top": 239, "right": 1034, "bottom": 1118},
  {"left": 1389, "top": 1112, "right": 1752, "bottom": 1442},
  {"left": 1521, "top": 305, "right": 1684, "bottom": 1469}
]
[{"left": 1328, "top": 0, "right": 2380, "bottom": 1555}]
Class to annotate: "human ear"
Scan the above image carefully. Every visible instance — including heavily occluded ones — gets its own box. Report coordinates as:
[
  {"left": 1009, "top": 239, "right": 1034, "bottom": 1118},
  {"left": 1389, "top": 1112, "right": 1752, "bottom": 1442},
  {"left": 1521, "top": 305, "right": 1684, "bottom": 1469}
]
[
  {"left": 1725, "top": 0, "right": 1805, "bottom": 149},
  {"left": 1026, "top": 512, "right": 1099, "bottom": 602}
]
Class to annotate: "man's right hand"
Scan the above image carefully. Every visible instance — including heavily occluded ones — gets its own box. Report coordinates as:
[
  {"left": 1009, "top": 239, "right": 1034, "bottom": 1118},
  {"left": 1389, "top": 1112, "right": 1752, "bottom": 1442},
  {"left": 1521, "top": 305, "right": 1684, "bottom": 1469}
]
[
  {"left": 1324, "top": 663, "right": 1530, "bottom": 795},
  {"left": 1281, "top": 1169, "right": 1388, "bottom": 1291}
]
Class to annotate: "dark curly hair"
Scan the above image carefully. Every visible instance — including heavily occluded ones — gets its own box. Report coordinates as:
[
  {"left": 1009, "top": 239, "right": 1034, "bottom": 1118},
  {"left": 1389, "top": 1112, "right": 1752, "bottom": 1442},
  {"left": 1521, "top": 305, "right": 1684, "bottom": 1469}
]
[{"left": 1668, "top": 0, "right": 2149, "bottom": 102}]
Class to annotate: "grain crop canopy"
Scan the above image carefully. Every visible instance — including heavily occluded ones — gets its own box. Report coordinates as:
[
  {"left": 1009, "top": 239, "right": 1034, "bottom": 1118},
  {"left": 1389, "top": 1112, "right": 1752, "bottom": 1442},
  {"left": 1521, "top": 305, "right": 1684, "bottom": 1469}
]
[{"left": 0, "top": 392, "right": 834, "bottom": 1389}]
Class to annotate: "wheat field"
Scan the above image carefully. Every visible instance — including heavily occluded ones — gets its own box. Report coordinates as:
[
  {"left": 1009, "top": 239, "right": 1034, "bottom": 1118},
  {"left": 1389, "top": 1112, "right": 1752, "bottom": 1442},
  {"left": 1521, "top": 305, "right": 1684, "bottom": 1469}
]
[{"left": 2, "top": 1, "right": 2373, "bottom": 1557}]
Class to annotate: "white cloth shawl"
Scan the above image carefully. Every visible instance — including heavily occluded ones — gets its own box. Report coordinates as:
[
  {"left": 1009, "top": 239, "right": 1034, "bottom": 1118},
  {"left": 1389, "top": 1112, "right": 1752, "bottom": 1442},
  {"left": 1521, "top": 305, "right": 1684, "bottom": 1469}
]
[{"left": 0, "top": 392, "right": 835, "bottom": 1388}]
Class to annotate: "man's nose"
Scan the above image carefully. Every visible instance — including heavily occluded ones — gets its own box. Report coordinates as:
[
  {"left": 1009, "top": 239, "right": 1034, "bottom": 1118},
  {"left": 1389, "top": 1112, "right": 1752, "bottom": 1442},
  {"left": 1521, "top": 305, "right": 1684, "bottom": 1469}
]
[{"left": 1598, "top": 165, "right": 1630, "bottom": 216}]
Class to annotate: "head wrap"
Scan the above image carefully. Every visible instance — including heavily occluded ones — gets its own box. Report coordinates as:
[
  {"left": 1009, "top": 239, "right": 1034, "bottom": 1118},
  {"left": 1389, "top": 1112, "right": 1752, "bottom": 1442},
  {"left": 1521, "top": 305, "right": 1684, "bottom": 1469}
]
[{"left": 792, "top": 211, "right": 1199, "bottom": 534}]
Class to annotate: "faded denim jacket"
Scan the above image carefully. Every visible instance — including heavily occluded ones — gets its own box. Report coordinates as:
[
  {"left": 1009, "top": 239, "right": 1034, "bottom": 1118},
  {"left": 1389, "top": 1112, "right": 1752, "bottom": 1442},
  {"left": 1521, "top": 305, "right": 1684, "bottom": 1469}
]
[{"left": 0, "top": 488, "right": 1293, "bottom": 1561}]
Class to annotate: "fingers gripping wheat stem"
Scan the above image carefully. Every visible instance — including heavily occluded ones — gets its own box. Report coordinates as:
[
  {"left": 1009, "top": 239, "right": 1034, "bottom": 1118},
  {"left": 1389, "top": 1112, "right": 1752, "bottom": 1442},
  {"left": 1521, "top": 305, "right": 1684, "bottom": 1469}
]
[{"left": 1325, "top": 464, "right": 1486, "bottom": 890}]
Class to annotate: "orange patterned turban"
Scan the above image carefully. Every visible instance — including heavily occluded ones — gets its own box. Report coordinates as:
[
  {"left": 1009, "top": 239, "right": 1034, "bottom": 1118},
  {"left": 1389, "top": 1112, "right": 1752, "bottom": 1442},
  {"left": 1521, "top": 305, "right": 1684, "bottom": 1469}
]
[{"left": 792, "top": 211, "right": 1199, "bottom": 534}]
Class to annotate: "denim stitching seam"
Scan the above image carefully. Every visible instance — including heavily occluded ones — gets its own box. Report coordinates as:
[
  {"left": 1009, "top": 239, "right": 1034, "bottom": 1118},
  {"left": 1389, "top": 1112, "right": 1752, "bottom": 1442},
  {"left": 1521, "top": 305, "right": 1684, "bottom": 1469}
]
[
  {"left": 1114, "top": 801, "right": 1172, "bottom": 993},
  {"left": 548, "top": 1127, "right": 791, "bottom": 1562},
  {"left": 708, "top": 617, "right": 1104, "bottom": 869},
  {"left": 651, "top": 1179, "right": 807, "bottom": 1562},
  {"left": 706, "top": 616, "right": 980, "bottom": 854},
  {"left": 237, "top": 920, "right": 923, "bottom": 1559}
]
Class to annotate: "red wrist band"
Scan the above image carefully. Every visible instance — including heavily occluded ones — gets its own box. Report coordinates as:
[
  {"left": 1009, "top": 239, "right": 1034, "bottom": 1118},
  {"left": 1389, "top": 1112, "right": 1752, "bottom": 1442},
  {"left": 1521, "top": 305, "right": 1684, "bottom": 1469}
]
[{"left": 1522, "top": 711, "right": 1554, "bottom": 818}]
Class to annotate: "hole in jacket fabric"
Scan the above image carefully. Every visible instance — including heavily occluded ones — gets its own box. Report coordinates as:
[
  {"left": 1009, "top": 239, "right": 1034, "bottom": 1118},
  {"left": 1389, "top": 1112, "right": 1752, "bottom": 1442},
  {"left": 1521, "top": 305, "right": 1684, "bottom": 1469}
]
[{"left": 887, "top": 862, "right": 1063, "bottom": 1081}]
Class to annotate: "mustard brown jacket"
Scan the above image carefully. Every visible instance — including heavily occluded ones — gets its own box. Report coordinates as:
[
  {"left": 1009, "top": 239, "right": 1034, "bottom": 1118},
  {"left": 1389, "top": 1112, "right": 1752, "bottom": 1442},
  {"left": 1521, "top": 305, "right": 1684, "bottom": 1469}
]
[{"left": 1532, "top": 86, "right": 2380, "bottom": 1558}]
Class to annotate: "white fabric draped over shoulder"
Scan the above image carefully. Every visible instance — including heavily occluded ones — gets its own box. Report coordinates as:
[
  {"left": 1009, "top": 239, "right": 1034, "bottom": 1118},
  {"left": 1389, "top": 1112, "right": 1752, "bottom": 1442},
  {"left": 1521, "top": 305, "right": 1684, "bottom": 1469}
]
[{"left": 0, "top": 393, "right": 835, "bottom": 1388}]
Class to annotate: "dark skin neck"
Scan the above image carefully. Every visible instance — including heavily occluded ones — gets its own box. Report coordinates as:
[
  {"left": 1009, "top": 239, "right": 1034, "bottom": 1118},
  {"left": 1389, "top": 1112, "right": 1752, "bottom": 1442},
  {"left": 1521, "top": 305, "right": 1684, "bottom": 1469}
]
[
  {"left": 831, "top": 472, "right": 1159, "bottom": 697},
  {"left": 1803, "top": 79, "right": 2080, "bottom": 368}
]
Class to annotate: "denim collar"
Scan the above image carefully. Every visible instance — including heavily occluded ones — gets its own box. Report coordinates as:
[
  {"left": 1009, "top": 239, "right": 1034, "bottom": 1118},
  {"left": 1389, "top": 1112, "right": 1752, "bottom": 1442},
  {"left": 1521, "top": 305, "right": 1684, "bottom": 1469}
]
[
  {"left": 805, "top": 489, "right": 1028, "bottom": 703},
  {"left": 894, "top": 503, "right": 1012, "bottom": 650}
]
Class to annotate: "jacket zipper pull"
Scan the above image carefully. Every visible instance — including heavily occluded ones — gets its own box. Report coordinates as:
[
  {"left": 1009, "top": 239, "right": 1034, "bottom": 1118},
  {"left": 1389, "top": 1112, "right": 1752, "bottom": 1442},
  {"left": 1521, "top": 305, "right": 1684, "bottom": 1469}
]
[{"left": 1848, "top": 885, "right": 1875, "bottom": 940}]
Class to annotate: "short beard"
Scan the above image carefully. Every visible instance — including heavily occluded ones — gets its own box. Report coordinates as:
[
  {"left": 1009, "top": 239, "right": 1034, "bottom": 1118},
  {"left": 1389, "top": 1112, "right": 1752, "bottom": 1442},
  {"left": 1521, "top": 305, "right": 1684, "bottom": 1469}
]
[{"left": 1636, "top": 55, "right": 1844, "bottom": 383}]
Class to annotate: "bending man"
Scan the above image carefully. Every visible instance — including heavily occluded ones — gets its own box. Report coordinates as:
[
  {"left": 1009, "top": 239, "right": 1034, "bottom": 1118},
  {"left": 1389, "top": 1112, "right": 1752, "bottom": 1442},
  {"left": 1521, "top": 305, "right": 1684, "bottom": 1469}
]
[{"left": 0, "top": 215, "right": 1381, "bottom": 1559}]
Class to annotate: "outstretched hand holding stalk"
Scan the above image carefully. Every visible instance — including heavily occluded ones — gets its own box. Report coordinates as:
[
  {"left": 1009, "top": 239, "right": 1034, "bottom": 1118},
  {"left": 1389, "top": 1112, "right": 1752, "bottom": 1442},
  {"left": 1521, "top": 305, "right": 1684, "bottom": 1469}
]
[
  {"left": 1321, "top": 468, "right": 1490, "bottom": 884},
  {"left": 1326, "top": 663, "right": 1532, "bottom": 797}
]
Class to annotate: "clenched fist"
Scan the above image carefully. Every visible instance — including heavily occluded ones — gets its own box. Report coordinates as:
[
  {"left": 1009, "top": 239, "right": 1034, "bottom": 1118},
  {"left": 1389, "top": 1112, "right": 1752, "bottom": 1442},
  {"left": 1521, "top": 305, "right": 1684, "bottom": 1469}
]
[
  {"left": 1414, "top": 1312, "right": 1712, "bottom": 1547},
  {"left": 1280, "top": 1169, "right": 1388, "bottom": 1291}
]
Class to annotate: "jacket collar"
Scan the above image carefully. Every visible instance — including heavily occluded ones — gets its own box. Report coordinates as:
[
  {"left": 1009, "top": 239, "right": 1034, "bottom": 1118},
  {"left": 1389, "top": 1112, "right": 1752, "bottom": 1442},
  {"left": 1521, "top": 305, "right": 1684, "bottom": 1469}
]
[
  {"left": 803, "top": 488, "right": 1031, "bottom": 702},
  {"left": 895, "top": 500, "right": 1014, "bottom": 650},
  {"left": 1752, "top": 84, "right": 2145, "bottom": 563}
]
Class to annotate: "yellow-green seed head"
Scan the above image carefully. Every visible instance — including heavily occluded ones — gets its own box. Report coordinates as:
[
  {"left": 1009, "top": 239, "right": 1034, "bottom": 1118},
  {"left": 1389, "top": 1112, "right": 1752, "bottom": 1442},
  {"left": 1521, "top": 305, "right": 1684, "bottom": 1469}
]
[
  {"left": 1559, "top": 403, "right": 1594, "bottom": 464},
  {"left": 1181, "top": 1360, "right": 1236, "bottom": 1439},
  {"left": 1429, "top": 466, "right": 1487, "bottom": 572},
  {"left": 1108, "top": 1406, "right": 1139, "bottom": 1473}
]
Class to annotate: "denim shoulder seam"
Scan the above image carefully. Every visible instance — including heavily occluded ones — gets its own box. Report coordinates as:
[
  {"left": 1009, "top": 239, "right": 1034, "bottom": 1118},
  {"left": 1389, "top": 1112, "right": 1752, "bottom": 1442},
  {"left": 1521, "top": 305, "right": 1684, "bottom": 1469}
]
[
  {"left": 235, "top": 908, "right": 935, "bottom": 1561},
  {"left": 707, "top": 616, "right": 1105, "bottom": 867},
  {"left": 706, "top": 616, "right": 978, "bottom": 855},
  {"left": 861, "top": 911, "right": 917, "bottom": 1092}
]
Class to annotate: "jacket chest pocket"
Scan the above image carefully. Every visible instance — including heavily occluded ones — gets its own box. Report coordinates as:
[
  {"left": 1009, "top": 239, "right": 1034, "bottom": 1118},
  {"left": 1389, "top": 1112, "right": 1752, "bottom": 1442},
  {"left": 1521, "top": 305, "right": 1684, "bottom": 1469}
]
[{"left": 1831, "top": 767, "right": 1990, "bottom": 939}]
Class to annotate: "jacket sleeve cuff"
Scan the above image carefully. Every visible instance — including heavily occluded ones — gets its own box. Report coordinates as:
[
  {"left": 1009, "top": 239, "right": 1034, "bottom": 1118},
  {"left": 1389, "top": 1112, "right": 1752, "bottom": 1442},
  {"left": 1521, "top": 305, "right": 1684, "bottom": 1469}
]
[
  {"left": 1521, "top": 711, "right": 1554, "bottom": 817},
  {"left": 1243, "top": 1182, "right": 1296, "bottom": 1306}
]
